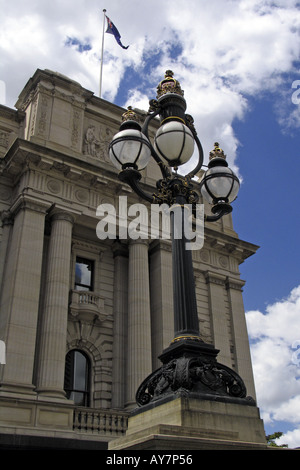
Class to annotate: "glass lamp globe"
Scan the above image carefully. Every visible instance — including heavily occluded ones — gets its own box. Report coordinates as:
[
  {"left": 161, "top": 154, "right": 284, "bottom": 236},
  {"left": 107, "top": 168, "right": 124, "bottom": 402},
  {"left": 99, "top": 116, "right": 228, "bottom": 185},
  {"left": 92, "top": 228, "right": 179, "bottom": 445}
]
[
  {"left": 201, "top": 163, "right": 240, "bottom": 204},
  {"left": 200, "top": 143, "right": 240, "bottom": 211},
  {"left": 154, "top": 120, "right": 194, "bottom": 167},
  {"left": 109, "top": 127, "right": 152, "bottom": 171}
]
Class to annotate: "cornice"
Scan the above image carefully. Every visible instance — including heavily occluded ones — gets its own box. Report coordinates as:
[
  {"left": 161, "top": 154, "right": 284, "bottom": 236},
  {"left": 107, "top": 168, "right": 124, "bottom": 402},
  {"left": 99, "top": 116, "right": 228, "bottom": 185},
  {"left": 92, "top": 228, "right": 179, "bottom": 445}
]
[
  {"left": 204, "top": 271, "right": 246, "bottom": 291},
  {"left": 9, "top": 193, "right": 52, "bottom": 217},
  {"left": 15, "top": 69, "right": 93, "bottom": 110},
  {"left": 1, "top": 138, "right": 117, "bottom": 184},
  {"left": 72, "top": 238, "right": 104, "bottom": 257},
  {"left": 226, "top": 277, "right": 246, "bottom": 291},
  {"left": 203, "top": 225, "right": 259, "bottom": 264},
  {"left": 0, "top": 105, "right": 25, "bottom": 123}
]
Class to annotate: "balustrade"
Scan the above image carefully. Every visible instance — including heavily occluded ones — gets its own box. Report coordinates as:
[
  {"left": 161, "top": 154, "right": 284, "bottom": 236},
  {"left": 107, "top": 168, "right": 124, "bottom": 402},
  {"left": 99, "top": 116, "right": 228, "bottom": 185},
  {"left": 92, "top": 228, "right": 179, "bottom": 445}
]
[{"left": 73, "top": 408, "right": 128, "bottom": 436}]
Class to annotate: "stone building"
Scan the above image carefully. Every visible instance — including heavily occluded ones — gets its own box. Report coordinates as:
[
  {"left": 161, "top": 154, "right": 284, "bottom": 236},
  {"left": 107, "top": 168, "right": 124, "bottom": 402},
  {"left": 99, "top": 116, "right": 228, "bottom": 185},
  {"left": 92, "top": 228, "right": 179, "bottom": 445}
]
[{"left": 0, "top": 69, "right": 260, "bottom": 449}]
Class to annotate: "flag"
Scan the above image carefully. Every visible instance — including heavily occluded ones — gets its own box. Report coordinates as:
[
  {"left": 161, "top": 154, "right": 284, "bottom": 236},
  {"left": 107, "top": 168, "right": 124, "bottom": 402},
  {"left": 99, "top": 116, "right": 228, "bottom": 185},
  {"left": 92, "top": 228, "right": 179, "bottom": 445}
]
[{"left": 105, "top": 15, "right": 129, "bottom": 50}]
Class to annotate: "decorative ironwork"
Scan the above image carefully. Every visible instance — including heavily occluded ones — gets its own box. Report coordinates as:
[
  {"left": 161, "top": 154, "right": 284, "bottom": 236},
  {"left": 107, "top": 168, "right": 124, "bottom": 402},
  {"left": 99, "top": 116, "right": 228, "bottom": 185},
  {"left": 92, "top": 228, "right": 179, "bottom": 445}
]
[
  {"left": 156, "top": 70, "right": 184, "bottom": 98},
  {"left": 153, "top": 174, "right": 199, "bottom": 206},
  {"left": 121, "top": 106, "right": 139, "bottom": 123},
  {"left": 209, "top": 142, "right": 227, "bottom": 160},
  {"left": 136, "top": 341, "right": 255, "bottom": 408}
]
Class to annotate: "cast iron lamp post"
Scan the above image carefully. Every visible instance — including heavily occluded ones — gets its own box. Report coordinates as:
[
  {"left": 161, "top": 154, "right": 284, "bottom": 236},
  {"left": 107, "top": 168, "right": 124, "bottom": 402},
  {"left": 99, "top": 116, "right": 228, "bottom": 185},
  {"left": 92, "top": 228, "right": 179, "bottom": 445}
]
[{"left": 109, "top": 71, "right": 254, "bottom": 408}]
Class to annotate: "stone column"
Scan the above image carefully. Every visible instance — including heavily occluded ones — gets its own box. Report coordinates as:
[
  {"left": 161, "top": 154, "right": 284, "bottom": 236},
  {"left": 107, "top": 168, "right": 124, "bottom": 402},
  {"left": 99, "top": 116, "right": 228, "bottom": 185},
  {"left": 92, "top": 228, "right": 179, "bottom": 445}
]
[
  {"left": 36, "top": 209, "right": 75, "bottom": 398},
  {"left": 0, "top": 211, "right": 13, "bottom": 293},
  {"left": 126, "top": 239, "right": 152, "bottom": 409},
  {"left": 149, "top": 240, "right": 174, "bottom": 370},
  {"left": 226, "top": 277, "right": 257, "bottom": 399},
  {"left": 205, "top": 271, "right": 232, "bottom": 367},
  {"left": 111, "top": 240, "right": 128, "bottom": 409},
  {"left": 0, "top": 196, "right": 49, "bottom": 392}
]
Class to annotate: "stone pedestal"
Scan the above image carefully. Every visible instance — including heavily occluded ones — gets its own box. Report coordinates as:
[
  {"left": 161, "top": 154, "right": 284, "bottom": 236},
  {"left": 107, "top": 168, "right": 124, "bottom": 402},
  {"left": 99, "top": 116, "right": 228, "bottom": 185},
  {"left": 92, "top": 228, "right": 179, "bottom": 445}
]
[
  {"left": 110, "top": 338, "right": 267, "bottom": 450},
  {"left": 108, "top": 396, "right": 267, "bottom": 450}
]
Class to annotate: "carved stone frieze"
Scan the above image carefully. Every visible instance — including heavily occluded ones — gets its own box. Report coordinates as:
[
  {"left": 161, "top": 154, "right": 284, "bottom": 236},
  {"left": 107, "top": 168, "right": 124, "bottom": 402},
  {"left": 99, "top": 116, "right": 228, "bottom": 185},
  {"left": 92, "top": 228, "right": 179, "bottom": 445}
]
[
  {"left": 71, "top": 109, "right": 81, "bottom": 149},
  {"left": 219, "top": 255, "right": 229, "bottom": 268},
  {"left": 37, "top": 95, "right": 49, "bottom": 137},
  {"left": 47, "top": 178, "right": 62, "bottom": 195},
  {"left": 29, "top": 96, "right": 38, "bottom": 138},
  {"left": 0, "top": 130, "right": 10, "bottom": 149},
  {"left": 200, "top": 249, "right": 210, "bottom": 263},
  {"left": 83, "top": 124, "right": 114, "bottom": 163}
]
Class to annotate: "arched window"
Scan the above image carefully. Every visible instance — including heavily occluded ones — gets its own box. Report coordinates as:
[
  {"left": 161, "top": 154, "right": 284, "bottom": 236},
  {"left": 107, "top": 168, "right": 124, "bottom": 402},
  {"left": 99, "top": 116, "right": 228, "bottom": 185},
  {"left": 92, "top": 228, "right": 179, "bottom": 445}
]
[{"left": 64, "top": 350, "right": 90, "bottom": 406}]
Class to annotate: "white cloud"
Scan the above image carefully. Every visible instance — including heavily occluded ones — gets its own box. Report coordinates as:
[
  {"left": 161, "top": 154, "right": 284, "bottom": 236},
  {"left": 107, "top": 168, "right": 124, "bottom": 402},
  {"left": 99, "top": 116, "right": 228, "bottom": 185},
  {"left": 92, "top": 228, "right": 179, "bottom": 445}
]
[
  {"left": 276, "top": 428, "right": 300, "bottom": 449},
  {"left": 246, "top": 285, "right": 300, "bottom": 448}
]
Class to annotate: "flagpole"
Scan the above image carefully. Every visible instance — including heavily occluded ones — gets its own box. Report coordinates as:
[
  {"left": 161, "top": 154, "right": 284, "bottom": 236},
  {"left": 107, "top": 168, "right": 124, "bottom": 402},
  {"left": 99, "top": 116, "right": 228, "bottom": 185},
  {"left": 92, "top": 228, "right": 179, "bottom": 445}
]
[{"left": 99, "top": 8, "right": 106, "bottom": 98}]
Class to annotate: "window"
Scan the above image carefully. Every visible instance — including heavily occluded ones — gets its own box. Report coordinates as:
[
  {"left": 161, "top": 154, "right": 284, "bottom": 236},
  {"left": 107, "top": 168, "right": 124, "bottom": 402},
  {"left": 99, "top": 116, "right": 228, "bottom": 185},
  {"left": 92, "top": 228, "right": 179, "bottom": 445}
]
[
  {"left": 64, "top": 350, "right": 90, "bottom": 406},
  {"left": 75, "top": 257, "right": 94, "bottom": 291}
]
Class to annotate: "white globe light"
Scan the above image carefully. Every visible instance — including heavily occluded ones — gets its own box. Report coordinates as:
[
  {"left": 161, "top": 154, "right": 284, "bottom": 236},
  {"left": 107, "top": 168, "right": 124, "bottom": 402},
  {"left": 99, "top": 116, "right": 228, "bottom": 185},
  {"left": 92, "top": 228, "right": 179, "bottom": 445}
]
[
  {"left": 154, "top": 121, "right": 194, "bottom": 167},
  {"left": 109, "top": 129, "right": 152, "bottom": 171},
  {"left": 200, "top": 164, "right": 240, "bottom": 204}
]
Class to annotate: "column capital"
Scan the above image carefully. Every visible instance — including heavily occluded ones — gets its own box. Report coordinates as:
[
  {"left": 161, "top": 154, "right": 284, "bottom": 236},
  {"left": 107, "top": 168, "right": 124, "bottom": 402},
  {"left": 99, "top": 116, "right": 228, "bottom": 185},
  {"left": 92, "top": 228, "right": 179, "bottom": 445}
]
[
  {"left": 226, "top": 276, "right": 246, "bottom": 291},
  {"left": 128, "top": 238, "right": 149, "bottom": 248},
  {"left": 112, "top": 239, "right": 129, "bottom": 258},
  {"left": 10, "top": 194, "right": 51, "bottom": 217},
  {"left": 0, "top": 210, "right": 13, "bottom": 226},
  {"left": 149, "top": 239, "right": 172, "bottom": 255},
  {"left": 48, "top": 206, "right": 80, "bottom": 225},
  {"left": 50, "top": 210, "right": 76, "bottom": 225},
  {"left": 204, "top": 270, "right": 227, "bottom": 286}
]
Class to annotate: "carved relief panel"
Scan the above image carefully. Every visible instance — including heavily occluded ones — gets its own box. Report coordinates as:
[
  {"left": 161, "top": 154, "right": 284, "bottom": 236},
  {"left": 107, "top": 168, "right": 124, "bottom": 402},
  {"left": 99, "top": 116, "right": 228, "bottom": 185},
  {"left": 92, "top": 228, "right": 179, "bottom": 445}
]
[{"left": 82, "top": 123, "right": 114, "bottom": 164}]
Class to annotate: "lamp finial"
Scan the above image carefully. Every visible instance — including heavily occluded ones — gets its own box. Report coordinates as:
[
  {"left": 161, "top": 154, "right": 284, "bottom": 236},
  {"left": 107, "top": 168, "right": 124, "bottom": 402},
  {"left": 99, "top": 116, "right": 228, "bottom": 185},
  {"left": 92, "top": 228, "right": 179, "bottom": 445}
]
[
  {"left": 156, "top": 70, "right": 184, "bottom": 98},
  {"left": 122, "top": 106, "right": 139, "bottom": 123},
  {"left": 209, "top": 142, "right": 226, "bottom": 161}
]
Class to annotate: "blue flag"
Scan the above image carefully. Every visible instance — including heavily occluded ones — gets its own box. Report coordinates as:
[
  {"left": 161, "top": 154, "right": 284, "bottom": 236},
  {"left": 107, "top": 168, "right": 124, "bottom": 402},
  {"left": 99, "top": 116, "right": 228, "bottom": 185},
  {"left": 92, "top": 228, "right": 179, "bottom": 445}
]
[{"left": 105, "top": 15, "right": 129, "bottom": 50}]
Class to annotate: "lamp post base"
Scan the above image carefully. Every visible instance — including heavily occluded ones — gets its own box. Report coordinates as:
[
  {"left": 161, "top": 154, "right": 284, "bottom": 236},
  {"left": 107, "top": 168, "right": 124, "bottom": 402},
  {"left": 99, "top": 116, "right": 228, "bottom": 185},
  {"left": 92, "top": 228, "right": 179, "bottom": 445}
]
[
  {"left": 109, "top": 395, "right": 267, "bottom": 451},
  {"left": 111, "top": 340, "right": 265, "bottom": 451},
  {"left": 136, "top": 338, "right": 255, "bottom": 408}
]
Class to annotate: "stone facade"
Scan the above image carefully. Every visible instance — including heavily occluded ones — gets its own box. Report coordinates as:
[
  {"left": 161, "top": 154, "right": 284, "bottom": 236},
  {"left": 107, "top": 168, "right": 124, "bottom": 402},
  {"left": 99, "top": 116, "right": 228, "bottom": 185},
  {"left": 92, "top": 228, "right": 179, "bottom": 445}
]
[{"left": 0, "top": 69, "right": 260, "bottom": 449}]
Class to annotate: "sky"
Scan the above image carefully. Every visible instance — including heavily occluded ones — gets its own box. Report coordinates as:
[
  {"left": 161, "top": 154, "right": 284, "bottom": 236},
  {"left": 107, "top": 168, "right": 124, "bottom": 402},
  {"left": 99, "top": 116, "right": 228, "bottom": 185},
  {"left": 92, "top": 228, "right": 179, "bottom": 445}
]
[{"left": 1, "top": 0, "right": 300, "bottom": 448}]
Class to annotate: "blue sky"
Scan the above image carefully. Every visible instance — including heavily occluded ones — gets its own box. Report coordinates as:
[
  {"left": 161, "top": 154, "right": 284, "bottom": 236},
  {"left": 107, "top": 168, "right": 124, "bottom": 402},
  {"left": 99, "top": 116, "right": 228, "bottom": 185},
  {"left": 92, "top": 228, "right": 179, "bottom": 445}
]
[{"left": 1, "top": 0, "right": 300, "bottom": 447}]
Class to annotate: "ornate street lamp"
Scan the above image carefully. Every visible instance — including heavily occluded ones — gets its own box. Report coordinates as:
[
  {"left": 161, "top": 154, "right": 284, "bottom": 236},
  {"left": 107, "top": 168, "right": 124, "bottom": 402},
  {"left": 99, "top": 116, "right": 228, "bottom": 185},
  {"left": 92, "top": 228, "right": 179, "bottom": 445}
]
[
  {"left": 200, "top": 143, "right": 240, "bottom": 215},
  {"left": 109, "top": 71, "right": 254, "bottom": 408}
]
